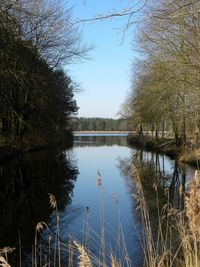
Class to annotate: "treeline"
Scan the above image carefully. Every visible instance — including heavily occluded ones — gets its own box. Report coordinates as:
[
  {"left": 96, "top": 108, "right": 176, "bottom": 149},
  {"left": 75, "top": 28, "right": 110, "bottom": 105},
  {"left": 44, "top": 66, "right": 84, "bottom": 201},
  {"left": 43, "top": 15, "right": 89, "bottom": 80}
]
[
  {"left": 72, "top": 117, "right": 133, "bottom": 131},
  {"left": 122, "top": 0, "right": 200, "bottom": 145},
  {"left": 0, "top": 0, "right": 87, "bottom": 148}
]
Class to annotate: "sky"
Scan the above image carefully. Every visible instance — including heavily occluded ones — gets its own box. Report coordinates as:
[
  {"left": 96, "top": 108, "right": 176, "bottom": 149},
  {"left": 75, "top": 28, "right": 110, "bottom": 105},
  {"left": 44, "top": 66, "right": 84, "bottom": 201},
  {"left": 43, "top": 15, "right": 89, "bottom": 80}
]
[{"left": 66, "top": 0, "right": 139, "bottom": 119}]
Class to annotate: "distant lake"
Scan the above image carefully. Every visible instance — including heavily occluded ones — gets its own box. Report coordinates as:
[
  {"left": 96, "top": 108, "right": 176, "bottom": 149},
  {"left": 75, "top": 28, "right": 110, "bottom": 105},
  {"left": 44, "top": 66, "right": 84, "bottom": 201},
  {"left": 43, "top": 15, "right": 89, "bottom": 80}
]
[{"left": 0, "top": 134, "right": 195, "bottom": 266}]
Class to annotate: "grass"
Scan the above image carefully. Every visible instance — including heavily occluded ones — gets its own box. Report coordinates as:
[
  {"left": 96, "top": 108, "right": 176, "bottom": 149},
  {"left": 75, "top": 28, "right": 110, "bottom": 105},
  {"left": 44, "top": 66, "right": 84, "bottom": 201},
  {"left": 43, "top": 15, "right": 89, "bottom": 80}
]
[
  {"left": 127, "top": 135, "right": 180, "bottom": 159},
  {"left": 131, "top": 161, "right": 200, "bottom": 267},
  {"left": 179, "top": 148, "right": 200, "bottom": 168},
  {"left": 6, "top": 174, "right": 130, "bottom": 267},
  {"left": 1, "top": 166, "right": 200, "bottom": 266},
  {"left": 128, "top": 133, "right": 200, "bottom": 169}
]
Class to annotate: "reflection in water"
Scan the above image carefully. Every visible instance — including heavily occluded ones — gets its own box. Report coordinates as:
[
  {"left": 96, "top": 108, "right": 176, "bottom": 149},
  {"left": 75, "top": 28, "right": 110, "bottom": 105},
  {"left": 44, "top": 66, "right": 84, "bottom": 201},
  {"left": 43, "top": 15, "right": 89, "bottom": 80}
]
[
  {"left": 70, "top": 135, "right": 195, "bottom": 267},
  {"left": 0, "top": 135, "right": 196, "bottom": 267},
  {"left": 117, "top": 148, "right": 195, "bottom": 216},
  {"left": 116, "top": 148, "right": 195, "bottom": 260},
  {"left": 136, "top": 150, "right": 189, "bottom": 209},
  {"left": 74, "top": 134, "right": 128, "bottom": 147},
  {"left": 0, "top": 148, "right": 78, "bottom": 266}
]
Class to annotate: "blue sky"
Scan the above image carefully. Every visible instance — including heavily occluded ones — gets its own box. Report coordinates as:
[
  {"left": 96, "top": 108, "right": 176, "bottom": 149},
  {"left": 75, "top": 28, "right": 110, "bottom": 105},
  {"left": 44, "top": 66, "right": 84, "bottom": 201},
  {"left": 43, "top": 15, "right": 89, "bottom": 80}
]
[{"left": 67, "top": 1, "right": 139, "bottom": 118}]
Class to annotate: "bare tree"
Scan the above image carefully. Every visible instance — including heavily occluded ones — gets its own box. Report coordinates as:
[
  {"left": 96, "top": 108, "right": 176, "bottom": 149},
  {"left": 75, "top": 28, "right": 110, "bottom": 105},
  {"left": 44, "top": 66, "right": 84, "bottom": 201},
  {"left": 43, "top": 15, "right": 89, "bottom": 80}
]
[
  {"left": 120, "top": 0, "right": 200, "bottom": 143},
  {"left": 1, "top": 0, "right": 89, "bottom": 67}
]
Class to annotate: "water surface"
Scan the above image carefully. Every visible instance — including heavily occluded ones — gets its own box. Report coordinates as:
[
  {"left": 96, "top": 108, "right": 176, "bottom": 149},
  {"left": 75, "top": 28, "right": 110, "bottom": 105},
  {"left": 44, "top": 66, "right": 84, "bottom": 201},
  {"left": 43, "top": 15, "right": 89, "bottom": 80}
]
[{"left": 0, "top": 134, "right": 196, "bottom": 266}]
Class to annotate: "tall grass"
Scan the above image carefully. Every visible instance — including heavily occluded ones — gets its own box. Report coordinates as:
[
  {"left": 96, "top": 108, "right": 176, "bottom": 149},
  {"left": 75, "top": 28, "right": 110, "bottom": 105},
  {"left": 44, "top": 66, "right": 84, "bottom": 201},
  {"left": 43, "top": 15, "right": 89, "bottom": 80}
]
[
  {"left": 2, "top": 167, "right": 200, "bottom": 266},
  {"left": 0, "top": 247, "right": 15, "bottom": 267},
  {"left": 0, "top": 172, "right": 130, "bottom": 267},
  {"left": 131, "top": 162, "right": 200, "bottom": 267}
]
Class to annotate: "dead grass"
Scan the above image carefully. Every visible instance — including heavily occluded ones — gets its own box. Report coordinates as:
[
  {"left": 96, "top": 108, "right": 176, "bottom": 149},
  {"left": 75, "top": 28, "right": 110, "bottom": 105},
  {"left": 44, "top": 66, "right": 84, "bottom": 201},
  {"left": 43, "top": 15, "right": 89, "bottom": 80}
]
[
  {"left": 185, "top": 170, "right": 200, "bottom": 240},
  {"left": 131, "top": 161, "right": 200, "bottom": 267},
  {"left": 32, "top": 188, "right": 129, "bottom": 267},
  {"left": 0, "top": 256, "right": 11, "bottom": 267},
  {"left": 3, "top": 165, "right": 200, "bottom": 267},
  {"left": 179, "top": 148, "right": 200, "bottom": 167},
  {"left": 73, "top": 241, "right": 92, "bottom": 267}
]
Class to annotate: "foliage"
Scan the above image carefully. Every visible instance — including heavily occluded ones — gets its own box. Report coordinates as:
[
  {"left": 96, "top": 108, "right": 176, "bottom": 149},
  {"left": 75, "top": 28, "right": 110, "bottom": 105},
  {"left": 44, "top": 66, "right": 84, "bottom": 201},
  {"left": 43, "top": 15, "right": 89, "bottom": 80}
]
[
  {"left": 122, "top": 0, "right": 200, "bottom": 145},
  {"left": 72, "top": 117, "right": 132, "bottom": 131},
  {"left": 0, "top": 2, "right": 81, "bottom": 147}
]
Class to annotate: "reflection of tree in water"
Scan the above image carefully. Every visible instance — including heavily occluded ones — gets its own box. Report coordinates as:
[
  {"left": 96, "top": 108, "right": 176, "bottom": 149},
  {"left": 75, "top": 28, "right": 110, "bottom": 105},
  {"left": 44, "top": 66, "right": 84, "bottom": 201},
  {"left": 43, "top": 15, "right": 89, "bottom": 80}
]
[
  {"left": 117, "top": 148, "right": 191, "bottom": 258},
  {"left": 117, "top": 149, "right": 189, "bottom": 213},
  {"left": 74, "top": 135, "right": 128, "bottom": 147},
  {"left": 0, "top": 148, "right": 79, "bottom": 266}
]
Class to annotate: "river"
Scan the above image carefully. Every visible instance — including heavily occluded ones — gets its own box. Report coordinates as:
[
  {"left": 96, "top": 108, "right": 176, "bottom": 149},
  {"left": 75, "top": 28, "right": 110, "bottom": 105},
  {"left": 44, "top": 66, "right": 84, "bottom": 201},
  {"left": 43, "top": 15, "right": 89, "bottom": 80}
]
[{"left": 0, "top": 134, "right": 196, "bottom": 266}]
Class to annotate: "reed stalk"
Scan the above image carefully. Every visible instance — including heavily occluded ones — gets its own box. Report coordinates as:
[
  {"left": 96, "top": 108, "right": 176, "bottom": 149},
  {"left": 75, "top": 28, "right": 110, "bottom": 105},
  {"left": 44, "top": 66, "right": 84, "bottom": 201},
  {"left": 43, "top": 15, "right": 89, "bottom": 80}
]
[{"left": 131, "top": 161, "right": 200, "bottom": 267}]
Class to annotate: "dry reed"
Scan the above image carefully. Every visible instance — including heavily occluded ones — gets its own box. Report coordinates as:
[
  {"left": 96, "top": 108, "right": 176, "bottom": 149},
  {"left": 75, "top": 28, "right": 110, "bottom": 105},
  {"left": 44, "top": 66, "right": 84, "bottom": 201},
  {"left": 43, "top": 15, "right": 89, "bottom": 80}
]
[
  {"left": 49, "top": 193, "right": 57, "bottom": 210},
  {"left": 185, "top": 170, "right": 200, "bottom": 240},
  {"left": 110, "top": 253, "right": 120, "bottom": 267},
  {"left": 3, "top": 163, "right": 200, "bottom": 267},
  {"left": 131, "top": 162, "right": 176, "bottom": 267},
  {"left": 179, "top": 170, "right": 200, "bottom": 267},
  {"left": 0, "top": 247, "right": 15, "bottom": 267},
  {"left": 0, "top": 256, "right": 11, "bottom": 267},
  {"left": 131, "top": 158, "right": 200, "bottom": 267},
  {"left": 34, "top": 189, "right": 126, "bottom": 267},
  {"left": 73, "top": 241, "right": 92, "bottom": 267},
  {"left": 3, "top": 166, "right": 200, "bottom": 267}
]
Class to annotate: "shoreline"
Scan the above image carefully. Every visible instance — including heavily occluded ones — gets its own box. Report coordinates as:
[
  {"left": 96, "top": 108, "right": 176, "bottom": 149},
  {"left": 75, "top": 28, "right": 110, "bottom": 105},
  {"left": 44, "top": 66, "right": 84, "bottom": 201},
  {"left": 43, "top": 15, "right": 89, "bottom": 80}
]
[
  {"left": 127, "top": 134, "right": 200, "bottom": 168},
  {"left": 74, "top": 130, "right": 134, "bottom": 134},
  {"left": 1, "top": 133, "right": 199, "bottom": 168},
  {"left": 0, "top": 138, "right": 73, "bottom": 162},
  {"left": 0, "top": 144, "right": 50, "bottom": 161},
  {"left": 127, "top": 134, "right": 181, "bottom": 158}
]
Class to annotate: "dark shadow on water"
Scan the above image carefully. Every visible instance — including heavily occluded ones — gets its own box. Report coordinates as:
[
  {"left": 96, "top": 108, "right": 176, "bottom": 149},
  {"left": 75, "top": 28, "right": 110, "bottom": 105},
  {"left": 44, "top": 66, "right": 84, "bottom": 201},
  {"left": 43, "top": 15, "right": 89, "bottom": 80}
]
[{"left": 0, "top": 148, "right": 79, "bottom": 266}]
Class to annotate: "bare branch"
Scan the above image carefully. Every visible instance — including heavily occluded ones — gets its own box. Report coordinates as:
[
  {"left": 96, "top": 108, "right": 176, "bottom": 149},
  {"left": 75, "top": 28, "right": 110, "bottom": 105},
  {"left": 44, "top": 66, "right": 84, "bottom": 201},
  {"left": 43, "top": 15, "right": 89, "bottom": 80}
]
[{"left": 74, "top": 0, "right": 148, "bottom": 24}]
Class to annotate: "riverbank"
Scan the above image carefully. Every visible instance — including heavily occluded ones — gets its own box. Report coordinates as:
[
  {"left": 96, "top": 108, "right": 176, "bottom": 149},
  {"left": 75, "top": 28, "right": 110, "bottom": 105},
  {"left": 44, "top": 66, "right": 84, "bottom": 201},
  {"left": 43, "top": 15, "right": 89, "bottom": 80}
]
[
  {"left": 127, "top": 134, "right": 181, "bottom": 158},
  {"left": 179, "top": 148, "right": 200, "bottom": 167},
  {"left": 0, "top": 143, "right": 50, "bottom": 161},
  {"left": 127, "top": 134, "right": 200, "bottom": 167},
  {"left": 74, "top": 130, "right": 134, "bottom": 134},
  {"left": 0, "top": 132, "right": 74, "bottom": 161}
]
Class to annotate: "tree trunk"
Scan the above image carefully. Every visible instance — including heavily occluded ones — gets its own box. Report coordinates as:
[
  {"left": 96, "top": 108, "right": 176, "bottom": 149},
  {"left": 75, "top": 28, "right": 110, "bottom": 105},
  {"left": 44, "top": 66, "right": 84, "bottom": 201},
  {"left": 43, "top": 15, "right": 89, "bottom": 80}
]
[
  {"left": 162, "top": 119, "right": 165, "bottom": 138},
  {"left": 171, "top": 117, "right": 180, "bottom": 145},
  {"left": 180, "top": 115, "right": 186, "bottom": 146},
  {"left": 155, "top": 124, "right": 159, "bottom": 140},
  {"left": 138, "top": 124, "right": 143, "bottom": 136}
]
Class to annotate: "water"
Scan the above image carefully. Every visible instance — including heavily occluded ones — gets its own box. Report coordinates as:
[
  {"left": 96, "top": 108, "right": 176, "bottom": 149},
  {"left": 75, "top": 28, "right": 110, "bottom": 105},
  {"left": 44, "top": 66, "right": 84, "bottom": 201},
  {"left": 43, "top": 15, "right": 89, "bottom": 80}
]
[
  {"left": 67, "top": 134, "right": 143, "bottom": 266},
  {"left": 0, "top": 134, "right": 196, "bottom": 266}
]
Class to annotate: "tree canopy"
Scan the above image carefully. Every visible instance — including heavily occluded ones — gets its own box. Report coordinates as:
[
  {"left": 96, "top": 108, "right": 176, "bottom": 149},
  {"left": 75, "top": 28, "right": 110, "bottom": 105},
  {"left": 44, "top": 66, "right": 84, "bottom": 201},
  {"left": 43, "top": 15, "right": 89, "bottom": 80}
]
[
  {"left": 121, "top": 0, "right": 200, "bottom": 145},
  {"left": 0, "top": 0, "right": 87, "bottom": 148},
  {"left": 72, "top": 117, "right": 132, "bottom": 132}
]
